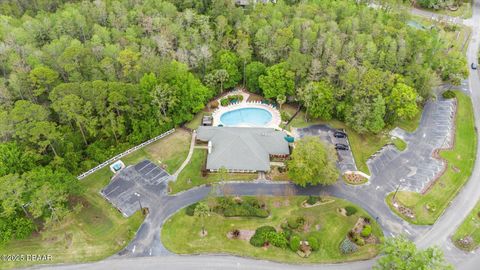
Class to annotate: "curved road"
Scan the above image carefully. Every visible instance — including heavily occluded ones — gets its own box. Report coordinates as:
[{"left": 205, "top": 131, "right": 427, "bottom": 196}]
[{"left": 46, "top": 2, "right": 480, "bottom": 270}]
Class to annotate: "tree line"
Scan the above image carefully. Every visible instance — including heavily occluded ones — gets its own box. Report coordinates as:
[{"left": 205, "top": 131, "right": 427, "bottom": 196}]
[{"left": 0, "top": 0, "right": 467, "bottom": 245}]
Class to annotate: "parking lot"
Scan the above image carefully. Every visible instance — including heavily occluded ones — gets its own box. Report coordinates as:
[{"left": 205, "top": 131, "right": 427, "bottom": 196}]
[
  {"left": 101, "top": 160, "right": 170, "bottom": 217},
  {"left": 368, "top": 98, "right": 456, "bottom": 193},
  {"left": 294, "top": 125, "right": 357, "bottom": 173}
]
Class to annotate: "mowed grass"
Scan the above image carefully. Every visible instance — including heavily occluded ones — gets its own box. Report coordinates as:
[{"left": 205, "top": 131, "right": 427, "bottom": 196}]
[
  {"left": 387, "top": 91, "right": 477, "bottom": 225},
  {"left": 162, "top": 196, "right": 382, "bottom": 263},
  {"left": 184, "top": 112, "right": 205, "bottom": 130},
  {"left": 169, "top": 149, "right": 257, "bottom": 194},
  {"left": 121, "top": 129, "right": 191, "bottom": 174},
  {"left": 0, "top": 130, "right": 192, "bottom": 269},
  {"left": 452, "top": 200, "right": 480, "bottom": 251}
]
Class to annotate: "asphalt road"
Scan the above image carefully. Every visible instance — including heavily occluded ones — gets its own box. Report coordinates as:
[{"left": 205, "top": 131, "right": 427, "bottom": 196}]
[{"left": 35, "top": 2, "right": 480, "bottom": 270}]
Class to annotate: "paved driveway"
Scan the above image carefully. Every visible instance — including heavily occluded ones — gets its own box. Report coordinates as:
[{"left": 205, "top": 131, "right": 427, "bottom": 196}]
[{"left": 295, "top": 125, "right": 357, "bottom": 173}]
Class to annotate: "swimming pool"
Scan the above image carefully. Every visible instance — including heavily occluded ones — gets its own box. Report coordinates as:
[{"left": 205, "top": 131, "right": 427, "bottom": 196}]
[{"left": 220, "top": 107, "right": 273, "bottom": 127}]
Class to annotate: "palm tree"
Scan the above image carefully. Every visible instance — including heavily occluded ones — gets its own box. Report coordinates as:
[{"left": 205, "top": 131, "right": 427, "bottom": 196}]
[{"left": 194, "top": 202, "right": 210, "bottom": 236}]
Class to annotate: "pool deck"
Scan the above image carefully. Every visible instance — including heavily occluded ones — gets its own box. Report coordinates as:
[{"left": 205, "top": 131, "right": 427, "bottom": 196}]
[{"left": 212, "top": 89, "right": 282, "bottom": 129}]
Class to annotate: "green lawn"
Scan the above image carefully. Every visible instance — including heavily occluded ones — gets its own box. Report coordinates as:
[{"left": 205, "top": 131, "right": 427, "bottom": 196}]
[
  {"left": 386, "top": 91, "right": 477, "bottom": 225},
  {"left": 0, "top": 168, "right": 144, "bottom": 269},
  {"left": 392, "top": 138, "right": 407, "bottom": 151},
  {"left": 394, "top": 112, "right": 421, "bottom": 133},
  {"left": 185, "top": 112, "right": 205, "bottom": 130},
  {"left": 452, "top": 200, "right": 480, "bottom": 251},
  {"left": 162, "top": 196, "right": 383, "bottom": 263},
  {"left": 169, "top": 149, "right": 257, "bottom": 194}
]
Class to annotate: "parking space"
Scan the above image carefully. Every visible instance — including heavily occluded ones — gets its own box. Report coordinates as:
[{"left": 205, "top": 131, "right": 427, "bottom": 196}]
[
  {"left": 368, "top": 98, "right": 456, "bottom": 193},
  {"left": 101, "top": 160, "right": 170, "bottom": 217},
  {"left": 295, "top": 125, "right": 357, "bottom": 173}
]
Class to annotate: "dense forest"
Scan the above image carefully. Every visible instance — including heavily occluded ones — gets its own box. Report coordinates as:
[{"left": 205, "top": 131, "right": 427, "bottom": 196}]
[{"left": 0, "top": 0, "right": 467, "bottom": 245}]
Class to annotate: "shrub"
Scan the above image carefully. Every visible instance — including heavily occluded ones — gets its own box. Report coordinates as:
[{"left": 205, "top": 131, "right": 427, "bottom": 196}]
[
  {"left": 211, "top": 100, "right": 219, "bottom": 109},
  {"left": 345, "top": 206, "right": 357, "bottom": 216},
  {"left": 361, "top": 225, "right": 372, "bottom": 237},
  {"left": 231, "top": 229, "right": 240, "bottom": 239},
  {"left": 185, "top": 203, "right": 198, "bottom": 216},
  {"left": 354, "top": 237, "right": 365, "bottom": 246},
  {"left": 214, "top": 197, "right": 269, "bottom": 218},
  {"left": 306, "top": 196, "right": 319, "bottom": 205},
  {"left": 282, "top": 228, "right": 293, "bottom": 240},
  {"left": 442, "top": 90, "right": 456, "bottom": 99},
  {"left": 250, "top": 233, "right": 265, "bottom": 247},
  {"left": 280, "top": 111, "right": 291, "bottom": 122},
  {"left": 220, "top": 98, "right": 229, "bottom": 106},
  {"left": 289, "top": 235, "right": 301, "bottom": 251},
  {"left": 287, "top": 217, "right": 300, "bottom": 229},
  {"left": 250, "top": 226, "right": 277, "bottom": 247},
  {"left": 265, "top": 231, "right": 288, "bottom": 249},
  {"left": 307, "top": 236, "right": 319, "bottom": 251},
  {"left": 340, "top": 237, "right": 358, "bottom": 254}
]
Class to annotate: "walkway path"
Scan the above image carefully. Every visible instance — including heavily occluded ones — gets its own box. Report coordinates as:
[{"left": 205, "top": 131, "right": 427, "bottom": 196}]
[{"left": 171, "top": 131, "right": 196, "bottom": 180}]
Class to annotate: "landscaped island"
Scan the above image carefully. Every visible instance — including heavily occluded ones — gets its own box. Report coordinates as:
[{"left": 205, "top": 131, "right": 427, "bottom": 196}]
[{"left": 162, "top": 196, "right": 383, "bottom": 263}]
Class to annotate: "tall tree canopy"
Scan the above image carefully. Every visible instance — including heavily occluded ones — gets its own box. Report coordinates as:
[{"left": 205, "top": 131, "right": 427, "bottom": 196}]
[
  {"left": 287, "top": 137, "right": 339, "bottom": 187},
  {"left": 374, "top": 235, "right": 453, "bottom": 270}
]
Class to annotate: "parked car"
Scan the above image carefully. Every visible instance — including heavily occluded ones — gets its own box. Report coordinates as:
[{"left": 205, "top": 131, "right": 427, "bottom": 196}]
[
  {"left": 335, "top": 143, "right": 349, "bottom": 150},
  {"left": 472, "top": 63, "right": 478, "bottom": 70},
  {"left": 334, "top": 131, "right": 347, "bottom": 138}
]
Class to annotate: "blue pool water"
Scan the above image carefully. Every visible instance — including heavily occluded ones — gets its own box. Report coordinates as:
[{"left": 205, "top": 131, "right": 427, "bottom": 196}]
[{"left": 220, "top": 107, "right": 272, "bottom": 126}]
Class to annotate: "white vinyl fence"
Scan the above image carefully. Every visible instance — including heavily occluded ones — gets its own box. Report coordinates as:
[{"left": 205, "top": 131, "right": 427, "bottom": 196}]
[{"left": 77, "top": 129, "right": 175, "bottom": 180}]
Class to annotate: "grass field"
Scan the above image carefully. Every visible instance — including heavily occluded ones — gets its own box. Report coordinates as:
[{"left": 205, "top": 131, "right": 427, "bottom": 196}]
[
  {"left": 452, "top": 200, "right": 480, "bottom": 251},
  {"left": 386, "top": 91, "right": 477, "bottom": 225},
  {"left": 162, "top": 196, "right": 382, "bottom": 263},
  {"left": 0, "top": 130, "right": 193, "bottom": 269},
  {"left": 169, "top": 149, "right": 257, "bottom": 194}
]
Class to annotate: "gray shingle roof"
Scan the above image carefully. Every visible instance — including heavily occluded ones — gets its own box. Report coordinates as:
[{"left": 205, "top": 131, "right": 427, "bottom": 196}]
[{"left": 196, "top": 126, "right": 289, "bottom": 171}]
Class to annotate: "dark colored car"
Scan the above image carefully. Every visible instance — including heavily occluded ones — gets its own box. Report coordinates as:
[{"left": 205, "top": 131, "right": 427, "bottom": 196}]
[
  {"left": 334, "top": 131, "right": 347, "bottom": 138},
  {"left": 472, "top": 63, "right": 478, "bottom": 70},
  {"left": 335, "top": 143, "right": 349, "bottom": 150}
]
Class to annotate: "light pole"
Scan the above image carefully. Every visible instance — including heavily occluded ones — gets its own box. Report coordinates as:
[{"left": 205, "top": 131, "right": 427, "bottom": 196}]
[
  {"left": 392, "top": 178, "right": 406, "bottom": 204},
  {"left": 134, "top": 192, "right": 143, "bottom": 213}
]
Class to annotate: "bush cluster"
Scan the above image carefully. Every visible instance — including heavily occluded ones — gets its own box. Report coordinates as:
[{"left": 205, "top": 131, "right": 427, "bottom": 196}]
[
  {"left": 289, "top": 235, "right": 301, "bottom": 251},
  {"left": 287, "top": 216, "right": 305, "bottom": 229},
  {"left": 442, "top": 90, "right": 456, "bottom": 99},
  {"left": 185, "top": 203, "right": 199, "bottom": 216},
  {"left": 306, "top": 196, "right": 320, "bottom": 205},
  {"left": 307, "top": 236, "right": 319, "bottom": 251},
  {"left": 280, "top": 111, "right": 291, "bottom": 122},
  {"left": 361, "top": 225, "right": 372, "bottom": 237},
  {"left": 214, "top": 197, "right": 269, "bottom": 218},
  {"left": 340, "top": 237, "right": 358, "bottom": 254},
  {"left": 220, "top": 98, "right": 229, "bottom": 106},
  {"left": 250, "top": 226, "right": 287, "bottom": 248},
  {"left": 211, "top": 100, "right": 219, "bottom": 109},
  {"left": 345, "top": 206, "right": 357, "bottom": 216},
  {"left": 227, "top": 94, "right": 244, "bottom": 103}
]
